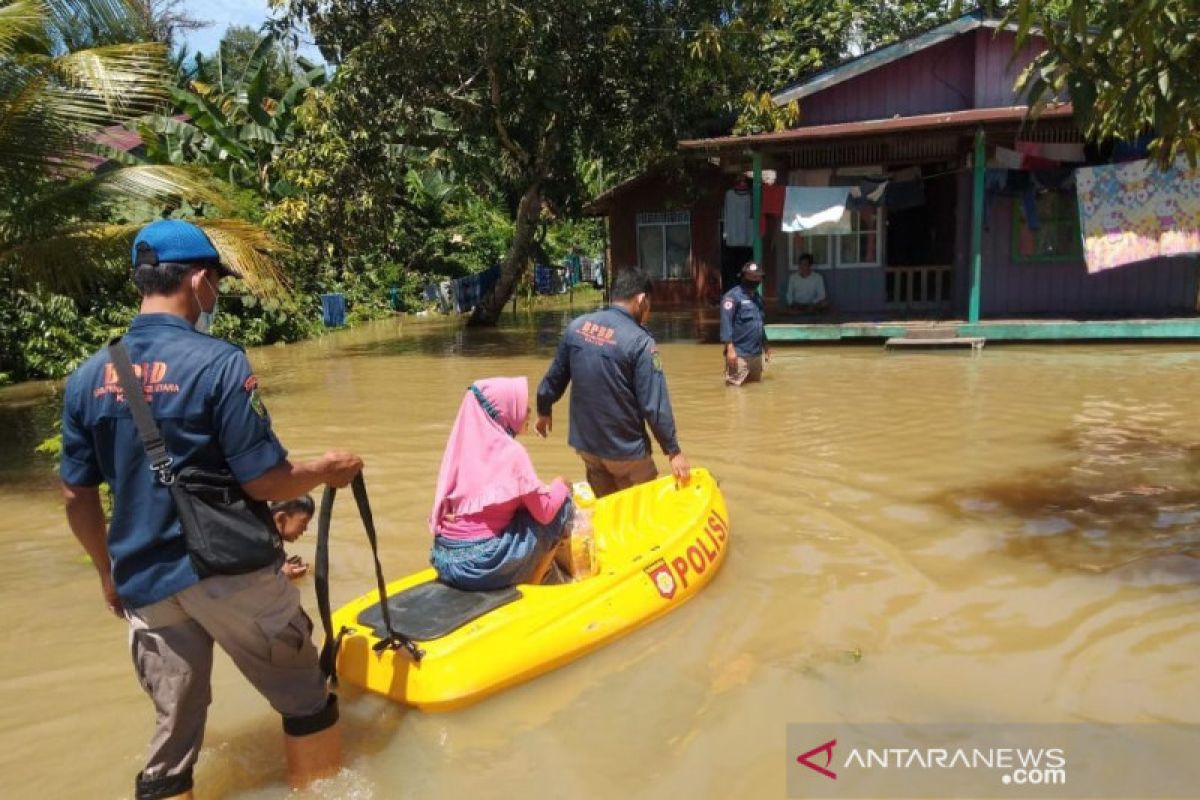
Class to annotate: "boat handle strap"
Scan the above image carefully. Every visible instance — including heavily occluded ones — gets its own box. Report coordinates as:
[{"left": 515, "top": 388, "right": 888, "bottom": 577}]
[{"left": 316, "top": 473, "right": 424, "bottom": 685}]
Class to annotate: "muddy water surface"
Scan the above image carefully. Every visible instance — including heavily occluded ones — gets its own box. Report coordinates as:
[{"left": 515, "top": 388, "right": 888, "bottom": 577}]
[{"left": 2, "top": 310, "right": 1199, "bottom": 798}]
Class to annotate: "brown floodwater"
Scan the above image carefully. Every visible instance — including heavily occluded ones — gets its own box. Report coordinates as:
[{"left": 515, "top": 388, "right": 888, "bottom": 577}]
[{"left": 3, "top": 309, "right": 1200, "bottom": 798}]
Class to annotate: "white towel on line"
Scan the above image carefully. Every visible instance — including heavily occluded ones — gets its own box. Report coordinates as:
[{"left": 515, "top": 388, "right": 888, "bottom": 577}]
[{"left": 781, "top": 187, "right": 852, "bottom": 233}]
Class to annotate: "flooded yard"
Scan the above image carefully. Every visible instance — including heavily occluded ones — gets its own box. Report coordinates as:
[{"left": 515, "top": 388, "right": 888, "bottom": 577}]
[{"left": 2, "top": 311, "right": 1198, "bottom": 798}]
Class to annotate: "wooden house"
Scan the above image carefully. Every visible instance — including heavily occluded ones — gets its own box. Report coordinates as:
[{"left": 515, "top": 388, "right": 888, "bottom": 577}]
[{"left": 587, "top": 10, "right": 1200, "bottom": 341}]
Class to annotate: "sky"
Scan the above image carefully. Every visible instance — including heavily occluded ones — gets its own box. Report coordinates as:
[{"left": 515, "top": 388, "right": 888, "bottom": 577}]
[{"left": 177, "top": 0, "right": 322, "bottom": 61}]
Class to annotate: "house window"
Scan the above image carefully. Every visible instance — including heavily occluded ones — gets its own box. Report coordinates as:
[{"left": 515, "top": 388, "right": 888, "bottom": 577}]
[
  {"left": 787, "top": 207, "right": 884, "bottom": 270},
  {"left": 1012, "top": 192, "right": 1083, "bottom": 262},
  {"left": 637, "top": 211, "right": 691, "bottom": 280}
]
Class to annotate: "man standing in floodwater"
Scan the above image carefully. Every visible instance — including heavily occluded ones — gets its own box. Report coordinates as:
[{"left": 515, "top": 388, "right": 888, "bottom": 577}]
[
  {"left": 720, "top": 261, "right": 771, "bottom": 386},
  {"left": 58, "top": 219, "right": 363, "bottom": 800},
  {"left": 535, "top": 266, "right": 690, "bottom": 497}
]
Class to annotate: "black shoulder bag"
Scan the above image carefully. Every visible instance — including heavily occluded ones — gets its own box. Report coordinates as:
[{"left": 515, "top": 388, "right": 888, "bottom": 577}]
[{"left": 108, "top": 337, "right": 282, "bottom": 578}]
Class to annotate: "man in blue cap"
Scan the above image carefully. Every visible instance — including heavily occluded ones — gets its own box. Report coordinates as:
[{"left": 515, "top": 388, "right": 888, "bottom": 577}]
[
  {"left": 58, "top": 219, "right": 363, "bottom": 799},
  {"left": 720, "top": 261, "right": 772, "bottom": 386}
]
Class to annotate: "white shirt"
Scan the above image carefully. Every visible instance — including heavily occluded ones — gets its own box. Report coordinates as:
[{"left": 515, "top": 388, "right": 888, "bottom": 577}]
[
  {"left": 786, "top": 271, "right": 826, "bottom": 306},
  {"left": 723, "top": 189, "right": 754, "bottom": 247}
]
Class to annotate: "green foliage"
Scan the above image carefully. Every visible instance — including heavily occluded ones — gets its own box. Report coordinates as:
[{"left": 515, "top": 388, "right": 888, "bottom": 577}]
[
  {"left": 542, "top": 217, "right": 604, "bottom": 266},
  {"left": 1013, "top": 0, "right": 1200, "bottom": 165},
  {"left": 34, "top": 431, "right": 63, "bottom": 460},
  {"left": 0, "top": 284, "right": 136, "bottom": 384},
  {"left": 265, "top": 86, "right": 521, "bottom": 298},
  {"left": 210, "top": 278, "right": 320, "bottom": 346},
  {"left": 139, "top": 32, "right": 330, "bottom": 198},
  {"left": 276, "top": 0, "right": 755, "bottom": 323}
]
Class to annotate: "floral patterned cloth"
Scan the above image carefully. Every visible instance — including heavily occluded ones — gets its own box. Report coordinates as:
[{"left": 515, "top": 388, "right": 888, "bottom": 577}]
[{"left": 1075, "top": 157, "right": 1200, "bottom": 273}]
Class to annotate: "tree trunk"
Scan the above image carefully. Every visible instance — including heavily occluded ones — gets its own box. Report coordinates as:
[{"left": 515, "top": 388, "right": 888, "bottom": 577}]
[{"left": 469, "top": 179, "right": 542, "bottom": 326}]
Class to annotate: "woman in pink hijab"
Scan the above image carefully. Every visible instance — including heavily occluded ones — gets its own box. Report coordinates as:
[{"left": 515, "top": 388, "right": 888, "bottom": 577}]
[{"left": 429, "top": 377, "right": 573, "bottom": 590}]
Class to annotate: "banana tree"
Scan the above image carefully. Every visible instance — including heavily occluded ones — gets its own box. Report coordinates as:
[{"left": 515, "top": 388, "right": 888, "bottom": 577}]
[{"left": 138, "top": 34, "right": 329, "bottom": 198}]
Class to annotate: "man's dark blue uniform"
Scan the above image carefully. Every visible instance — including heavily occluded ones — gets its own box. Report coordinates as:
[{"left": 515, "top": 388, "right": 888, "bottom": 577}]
[
  {"left": 537, "top": 305, "right": 679, "bottom": 460},
  {"left": 60, "top": 313, "right": 286, "bottom": 608},
  {"left": 59, "top": 219, "right": 351, "bottom": 799},
  {"left": 719, "top": 283, "right": 766, "bottom": 358},
  {"left": 720, "top": 262, "right": 769, "bottom": 386}
]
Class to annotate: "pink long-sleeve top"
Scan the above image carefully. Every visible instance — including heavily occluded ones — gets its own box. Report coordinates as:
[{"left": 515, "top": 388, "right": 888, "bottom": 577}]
[{"left": 434, "top": 478, "right": 570, "bottom": 541}]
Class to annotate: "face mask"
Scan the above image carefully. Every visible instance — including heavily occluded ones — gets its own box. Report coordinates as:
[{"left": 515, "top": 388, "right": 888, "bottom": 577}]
[{"left": 193, "top": 275, "right": 219, "bottom": 333}]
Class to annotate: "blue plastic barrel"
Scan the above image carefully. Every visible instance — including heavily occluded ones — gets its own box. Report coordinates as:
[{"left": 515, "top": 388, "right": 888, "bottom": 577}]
[{"left": 320, "top": 293, "right": 346, "bottom": 327}]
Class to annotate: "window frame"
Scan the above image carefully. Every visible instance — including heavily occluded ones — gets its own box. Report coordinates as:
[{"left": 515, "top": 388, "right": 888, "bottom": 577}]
[
  {"left": 636, "top": 211, "right": 692, "bottom": 281},
  {"left": 787, "top": 206, "right": 886, "bottom": 270},
  {"left": 1010, "top": 192, "right": 1084, "bottom": 264}
]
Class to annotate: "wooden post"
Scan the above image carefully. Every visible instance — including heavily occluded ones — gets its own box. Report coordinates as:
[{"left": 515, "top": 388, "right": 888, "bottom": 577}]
[
  {"left": 968, "top": 128, "right": 986, "bottom": 323},
  {"left": 751, "top": 151, "right": 763, "bottom": 296}
]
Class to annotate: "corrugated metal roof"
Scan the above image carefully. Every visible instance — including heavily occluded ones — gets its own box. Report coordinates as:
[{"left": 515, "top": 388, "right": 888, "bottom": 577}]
[{"left": 678, "top": 104, "right": 1075, "bottom": 152}]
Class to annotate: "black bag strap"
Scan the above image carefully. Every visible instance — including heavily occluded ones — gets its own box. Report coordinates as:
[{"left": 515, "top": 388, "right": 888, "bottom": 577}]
[
  {"left": 316, "top": 472, "right": 423, "bottom": 682},
  {"left": 107, "top": 337, "right": 175, "bottom": 485}
]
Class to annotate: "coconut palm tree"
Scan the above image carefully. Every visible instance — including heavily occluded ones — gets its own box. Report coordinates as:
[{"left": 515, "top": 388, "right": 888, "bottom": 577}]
[{"left": 0, "top": 0, "right": 283, "bottom": 295}]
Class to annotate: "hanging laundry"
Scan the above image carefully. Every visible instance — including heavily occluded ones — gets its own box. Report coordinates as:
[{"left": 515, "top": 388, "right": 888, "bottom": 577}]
[
  {"left": 723, "top": 187, "right": 754, "bottom": 247},
  {"left": 781, "top": 187, "right": 851, "bottom": 233},
  {"left": 885, "top": 179, "right": 925, "bottom": 211},
  {"left": 991, "top": 147, "right": 1025, "bottom": 170},
  {"left": 453, "top": 273, "right": 480, "bottom": 312},
  {"left": 1075, "top": 156, "right": 1200, "bottom": 272},
  {"left": 437, "top": 280, "right": 456, "bottom": 313},
  {"left": 758, "top": 183, "right": 787, "bottom": 235},
  {"left": 848, "top": 179, "right": 888, "bottom": 209},
  {"left": 984, "top": 170, "right": 1040, "bottom": 231},
  {"left": 1021, "top": 154, "right": 1060, "bottom": 171},
  {"left": 1017, "top": 141, "right": 1085, "bottom": 163},
  {"left": 761, "top": 183, "right": 786, "bottom": 216},
  {"left": 1112, "top": 134, "right": 1152, "bottom": 163},
  {"left": 1032, "top": 168, "right": 1076, "bottom": 193}
]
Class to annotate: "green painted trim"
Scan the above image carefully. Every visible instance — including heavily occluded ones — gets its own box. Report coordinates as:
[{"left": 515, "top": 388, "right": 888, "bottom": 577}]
[
  {"left": 766, "top": 319, "right": 1200, "bottom": 342},
  {"left": 957, "top": 320, "right": 1200, "bottom": 340},
  {"left": 968, "top": 129, "right": 985, "bottom": 323},
  {"left": 767, "top": 323, "right": 913, "bottom": 341},
  {"left": 751, "top": 152, "right": 763, "bottom": 273}
]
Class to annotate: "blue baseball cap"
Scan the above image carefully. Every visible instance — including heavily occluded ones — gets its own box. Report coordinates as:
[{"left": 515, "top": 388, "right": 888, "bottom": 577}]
[{"left": 131, "top": 219, "right": 239, "bottom": 277}]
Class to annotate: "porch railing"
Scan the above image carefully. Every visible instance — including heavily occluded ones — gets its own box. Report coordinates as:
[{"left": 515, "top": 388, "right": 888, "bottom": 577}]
[{"left": 884, "top": 265, "right": 953, "bottom": 310}]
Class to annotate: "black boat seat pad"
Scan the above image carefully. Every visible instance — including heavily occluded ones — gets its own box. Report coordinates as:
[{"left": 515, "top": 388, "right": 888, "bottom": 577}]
[{"left": 355, "top": 580, "right": 523, "bottom": 641}]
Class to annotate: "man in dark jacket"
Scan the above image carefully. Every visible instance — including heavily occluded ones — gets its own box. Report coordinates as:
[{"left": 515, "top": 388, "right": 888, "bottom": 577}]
[
  {"left": 535, "top": 267, "right": 690, "bottom": 497},
  {"left": 59, "top": 219, "right": 362, "bottom": 799},
  {"left": 720, "top": 261, "right": 772, "bottom": 386}
]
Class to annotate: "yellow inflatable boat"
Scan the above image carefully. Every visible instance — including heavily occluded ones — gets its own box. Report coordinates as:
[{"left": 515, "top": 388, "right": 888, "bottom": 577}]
[{"left": 318, "top": 468, "right": 728, "bottom": 711}]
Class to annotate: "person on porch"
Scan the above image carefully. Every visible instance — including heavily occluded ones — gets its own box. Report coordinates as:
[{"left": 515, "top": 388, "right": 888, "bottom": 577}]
[{"left": 785, "top": 253, "right": 829, "bottom": 314}]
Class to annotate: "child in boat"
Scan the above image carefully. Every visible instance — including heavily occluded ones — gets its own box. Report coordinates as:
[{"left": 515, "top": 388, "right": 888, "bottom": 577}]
[
  {"left": 429, "top": 377, "right": 574, "bottom": 590},
  {"left": 270, "top": 494, "right": 315, "bottom": 579}
]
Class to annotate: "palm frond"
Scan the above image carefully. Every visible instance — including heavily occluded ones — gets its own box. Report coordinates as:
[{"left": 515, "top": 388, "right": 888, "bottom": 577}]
[
  {"left": 87, "top": 164, "right": 231, "bottom": 207},
  {"left": 3, "top": 164, "right": 233, "bottom": 247},
  {"left": 47, "top": 41, "right": 167, "bottom": 123},
  {"left": 0, "top": 221, "right": 135, "bottom": 294},
  {"left": 193, "top": 218, "right": 288, "bottom": 297},
  {"left": 0, "top": 0, "right": 46, "bottom": 60},
  {"left": 42, "top": 0, "right": 153, "bottom": 51},
  {"left": 1, "top": 217, "right": 289, "bottom": 298}
]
